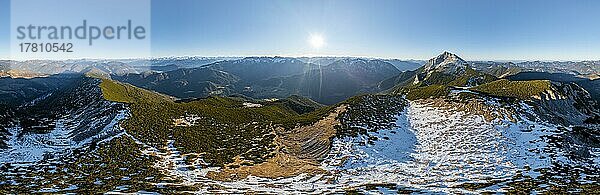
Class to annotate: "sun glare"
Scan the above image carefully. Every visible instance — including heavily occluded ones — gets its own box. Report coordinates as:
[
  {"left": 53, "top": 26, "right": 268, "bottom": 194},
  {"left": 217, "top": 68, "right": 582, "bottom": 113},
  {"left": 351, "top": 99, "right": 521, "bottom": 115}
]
[{"left": 308, "top": 34, "right": 325, "bottom": 49}]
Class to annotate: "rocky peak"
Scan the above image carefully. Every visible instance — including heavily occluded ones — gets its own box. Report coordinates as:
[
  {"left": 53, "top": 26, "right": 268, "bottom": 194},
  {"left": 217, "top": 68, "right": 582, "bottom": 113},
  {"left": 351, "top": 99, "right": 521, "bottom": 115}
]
[{"left": 422, "top": 51, "right": 468, "bottom": 75}]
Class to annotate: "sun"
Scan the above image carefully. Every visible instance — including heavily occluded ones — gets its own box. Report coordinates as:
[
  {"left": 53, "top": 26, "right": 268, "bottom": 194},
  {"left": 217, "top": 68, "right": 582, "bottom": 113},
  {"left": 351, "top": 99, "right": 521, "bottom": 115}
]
[{"left": 308, "top": 34, "right": 325, "bottom": 49}]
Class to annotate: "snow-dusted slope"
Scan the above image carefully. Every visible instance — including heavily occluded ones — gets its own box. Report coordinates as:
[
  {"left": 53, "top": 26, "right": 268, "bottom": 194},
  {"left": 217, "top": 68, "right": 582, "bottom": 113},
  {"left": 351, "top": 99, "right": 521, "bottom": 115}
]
[
  {"left": 135, "top": 96, "right": 598, "bottom": 194},
  {"left": 0, "top": 110, "right": 127, "bottom": 164},
  {"left": 2, "top": 78, "right": 597, "bottom": 194},
  {"left": 320, "top": 99, "right": 599, "bottom": 193},
  {"left": 0, "top": 78, "right": 129, "bottom": 165}
]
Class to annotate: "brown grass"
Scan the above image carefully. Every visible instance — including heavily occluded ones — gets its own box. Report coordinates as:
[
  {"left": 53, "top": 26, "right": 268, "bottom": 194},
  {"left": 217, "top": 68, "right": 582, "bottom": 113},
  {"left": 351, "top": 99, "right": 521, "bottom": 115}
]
[{"left": 206, "top": 105, "right": 348, "bottom": 181}]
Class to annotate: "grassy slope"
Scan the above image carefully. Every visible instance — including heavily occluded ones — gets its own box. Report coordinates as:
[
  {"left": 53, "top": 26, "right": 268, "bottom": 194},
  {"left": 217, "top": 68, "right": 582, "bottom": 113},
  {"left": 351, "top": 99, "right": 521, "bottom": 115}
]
[
  {"left": 274, "top": 95, "right": 324, "bottom": 114},
  {"left": 386, "top": 65, "right": 557, "bottom": 101},
  {"left": 471, "top": 79, "right": 552, "bottom": 99},
  {"left": 99, "top": 79, "right": 334, "bottom": 167},
  {"left": 390, "top": 67, "right": 497, "bottom": 100},
  {"left": 405, "top": 85, "right": 451, "bottom": 100}
]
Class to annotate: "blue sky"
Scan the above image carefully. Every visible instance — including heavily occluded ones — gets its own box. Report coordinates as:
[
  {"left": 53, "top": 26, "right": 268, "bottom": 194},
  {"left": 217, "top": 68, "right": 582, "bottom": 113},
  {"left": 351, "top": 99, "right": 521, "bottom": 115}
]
[
  {"left": 0, "top": 0, "right": 7, "bottom": 58},
  {"left": 2, "top": 0, "right": 600, "bottom": 60}
]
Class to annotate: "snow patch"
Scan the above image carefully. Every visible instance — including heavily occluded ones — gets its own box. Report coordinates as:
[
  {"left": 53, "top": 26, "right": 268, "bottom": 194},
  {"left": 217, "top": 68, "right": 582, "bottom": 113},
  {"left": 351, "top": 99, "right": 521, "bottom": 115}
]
[
  {"left": 243, "top": 102, "right": 263, "bottom": 108},
  {"left": 0, "top": 109, "right": 129, "bottom": 165},
  {"left": 320, "top": 100, "right": 587, "bottom": 193}
]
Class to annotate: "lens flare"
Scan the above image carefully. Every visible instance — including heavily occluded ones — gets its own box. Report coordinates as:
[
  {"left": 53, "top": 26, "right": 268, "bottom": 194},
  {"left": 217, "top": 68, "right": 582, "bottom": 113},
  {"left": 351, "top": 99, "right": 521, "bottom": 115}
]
[{"left": 308, "top": 34, "right": 325, "bottom": 49}]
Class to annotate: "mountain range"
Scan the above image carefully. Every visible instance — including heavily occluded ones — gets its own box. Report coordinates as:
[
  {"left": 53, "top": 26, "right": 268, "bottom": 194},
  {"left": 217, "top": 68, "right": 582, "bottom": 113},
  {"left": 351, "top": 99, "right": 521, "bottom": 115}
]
[{"left": 0, "top": 52, "right": 598, "bottom": 194}]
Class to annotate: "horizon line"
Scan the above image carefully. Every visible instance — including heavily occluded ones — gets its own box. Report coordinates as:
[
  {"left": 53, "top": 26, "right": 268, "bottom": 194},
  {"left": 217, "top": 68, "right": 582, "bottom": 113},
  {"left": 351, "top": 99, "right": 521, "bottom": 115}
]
[{"left": 2, "top": 54, "right": 600, "bottom": 62}]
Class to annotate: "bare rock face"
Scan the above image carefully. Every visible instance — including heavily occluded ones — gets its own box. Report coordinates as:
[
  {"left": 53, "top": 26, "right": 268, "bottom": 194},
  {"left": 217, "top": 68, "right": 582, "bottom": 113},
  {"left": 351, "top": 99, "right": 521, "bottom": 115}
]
[
  {"left": 532, "top": 82, "right": 600, "bottom": 126},
  {"left": 422, "top": 51, "right": 468, "bottom": 76}
]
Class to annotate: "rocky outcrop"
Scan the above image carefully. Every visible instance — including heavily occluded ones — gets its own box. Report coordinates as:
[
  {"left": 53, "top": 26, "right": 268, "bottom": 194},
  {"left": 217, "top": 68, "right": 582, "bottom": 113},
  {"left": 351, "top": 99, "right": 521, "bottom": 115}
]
[{"left": 532, "top": 82, "right": 599, "bottom": 126}]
